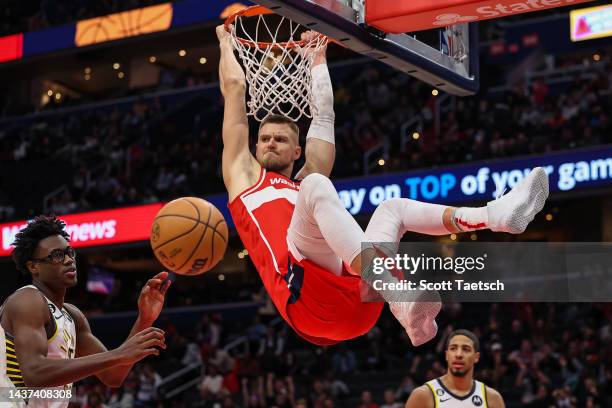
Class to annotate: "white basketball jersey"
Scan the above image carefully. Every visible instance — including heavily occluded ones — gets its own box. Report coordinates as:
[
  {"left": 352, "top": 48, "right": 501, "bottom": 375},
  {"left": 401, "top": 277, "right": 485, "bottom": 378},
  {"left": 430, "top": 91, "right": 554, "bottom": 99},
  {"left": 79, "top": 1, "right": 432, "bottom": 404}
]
[
  {"left": 0, "top": 321, "right": 25, "bottom": 408},
  {"left": 0, "top": 286, "right": 76, "bottom": 408},
  {"left": 426, "top": 378, "right": 488, "bottom": 408}
]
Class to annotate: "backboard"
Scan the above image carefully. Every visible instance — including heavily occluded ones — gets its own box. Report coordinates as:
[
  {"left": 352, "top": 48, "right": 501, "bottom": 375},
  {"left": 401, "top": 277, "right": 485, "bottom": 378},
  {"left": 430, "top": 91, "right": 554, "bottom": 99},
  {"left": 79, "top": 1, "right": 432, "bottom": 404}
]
[{"left": 251, "top": 0, "right": 480, "bottom": 96}]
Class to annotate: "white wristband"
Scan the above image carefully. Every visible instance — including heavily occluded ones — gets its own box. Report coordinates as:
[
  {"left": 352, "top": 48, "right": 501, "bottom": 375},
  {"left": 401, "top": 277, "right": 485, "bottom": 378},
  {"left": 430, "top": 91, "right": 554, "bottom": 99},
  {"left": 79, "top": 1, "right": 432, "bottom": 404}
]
[{"left": 307, "top": 64, "right": 335, "bottom": 145}]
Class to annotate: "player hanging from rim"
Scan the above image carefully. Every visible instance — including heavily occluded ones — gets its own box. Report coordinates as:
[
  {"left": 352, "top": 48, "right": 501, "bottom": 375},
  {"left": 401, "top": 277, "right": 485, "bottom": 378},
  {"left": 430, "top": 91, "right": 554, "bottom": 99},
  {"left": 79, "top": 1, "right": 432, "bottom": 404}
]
[
  {"left": 218, "top": 24, "right": 549, "bottom": 346},
  {"left": 405, "top": 329, "right": 505, "bottom": 408},
  {"left": 0, "top": 216, "right": 170, "bottom": 408}
]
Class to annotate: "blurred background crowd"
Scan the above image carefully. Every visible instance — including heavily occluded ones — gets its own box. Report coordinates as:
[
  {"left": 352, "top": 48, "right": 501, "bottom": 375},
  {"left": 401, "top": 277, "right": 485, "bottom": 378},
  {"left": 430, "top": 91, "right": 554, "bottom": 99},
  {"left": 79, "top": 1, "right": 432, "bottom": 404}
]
[
  {"left": 0, "top": 1, "right": 611, "bottom": 408},
  {"left": 1, "top": 54, "right": 610, "bottom": 221},
  {"left": 68, "top": 302, "right": 612, "bottom": 408}
]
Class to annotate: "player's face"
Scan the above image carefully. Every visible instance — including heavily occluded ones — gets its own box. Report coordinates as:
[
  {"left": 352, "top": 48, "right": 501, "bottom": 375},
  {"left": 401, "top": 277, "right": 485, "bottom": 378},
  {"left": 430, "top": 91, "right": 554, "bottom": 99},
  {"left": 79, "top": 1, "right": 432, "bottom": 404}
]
[
  {"left": 256, "top": 123, "right": 301, "bottom": 172},
  {"left": 28, "top": 235, "right": 78, "bottom": 288},
  {"left": 445, "top": 335, "right": 480, "bottom": 377}
]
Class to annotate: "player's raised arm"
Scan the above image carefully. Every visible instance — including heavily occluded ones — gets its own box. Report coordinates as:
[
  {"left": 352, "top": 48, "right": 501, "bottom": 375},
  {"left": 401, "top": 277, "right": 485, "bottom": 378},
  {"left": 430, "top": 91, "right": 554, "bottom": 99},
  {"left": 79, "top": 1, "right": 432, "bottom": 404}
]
[
  {"left": 216, "top": 25, "right": 258, "bottom": 195},
  {"left": 295, "top": 31, "right": 336, "bottom": 179}
]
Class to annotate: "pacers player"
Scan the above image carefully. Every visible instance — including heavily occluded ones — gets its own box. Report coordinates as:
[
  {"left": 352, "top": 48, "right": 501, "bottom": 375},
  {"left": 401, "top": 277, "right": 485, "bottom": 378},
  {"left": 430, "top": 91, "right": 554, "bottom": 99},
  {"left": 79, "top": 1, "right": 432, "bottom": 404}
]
[
  {"left": 217, "top": 25, "right": 549, "bottom": 347},
  {"left": 405, "top": 330, "right": 505, "bottom": 408},
  {"left": 0, "top": 216, "right": 169, "bottom": 407}
]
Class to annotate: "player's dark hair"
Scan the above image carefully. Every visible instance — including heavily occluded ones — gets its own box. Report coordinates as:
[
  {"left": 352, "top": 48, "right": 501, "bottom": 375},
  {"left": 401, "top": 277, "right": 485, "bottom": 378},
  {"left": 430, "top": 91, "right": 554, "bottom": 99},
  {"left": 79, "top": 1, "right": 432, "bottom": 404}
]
[
  {"left": 446, "top": 329, "right": 480, "bottom": 352},
  {"left": 11, "top": 215, "right": 70, "bottom": 274},
  {"left": 259, "top": 114, "right": 300, "bottom": 140}
]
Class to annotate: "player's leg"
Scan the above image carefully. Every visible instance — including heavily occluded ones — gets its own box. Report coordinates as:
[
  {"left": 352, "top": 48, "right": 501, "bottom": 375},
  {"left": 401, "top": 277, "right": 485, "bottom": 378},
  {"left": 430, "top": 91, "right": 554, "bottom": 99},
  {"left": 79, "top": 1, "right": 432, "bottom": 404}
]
[
  {"left": 362, "top": 167, "right": 549, "bottom": 250},
  {"left": 287, "top": 173, "right": 366, "bottom": 276},
  {"left": 362, "top": 167, "right": 549, "bottom": 245},
  {"left": 355, "top": 167, "right": 549, "bottom": 344},
  {"left": 287, "top": 169, "right": 548, "bottom": 344},
  {"left": 287, "top": 173, "right": 442, "bottom": 345}
]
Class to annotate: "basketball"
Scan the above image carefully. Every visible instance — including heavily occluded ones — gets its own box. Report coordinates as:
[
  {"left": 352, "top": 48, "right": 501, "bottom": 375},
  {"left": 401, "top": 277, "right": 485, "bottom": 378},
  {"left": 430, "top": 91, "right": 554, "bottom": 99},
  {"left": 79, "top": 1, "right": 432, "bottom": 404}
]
[{"left": 150, "top": 197, "right": 228, "bottom": 276}]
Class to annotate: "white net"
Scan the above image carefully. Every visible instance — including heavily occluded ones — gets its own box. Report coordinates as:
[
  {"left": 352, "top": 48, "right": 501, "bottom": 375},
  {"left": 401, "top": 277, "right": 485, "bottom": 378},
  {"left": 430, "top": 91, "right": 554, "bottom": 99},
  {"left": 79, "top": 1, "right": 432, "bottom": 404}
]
[{"left": 228, "top": 9, "right": 328, "bottom": 122}]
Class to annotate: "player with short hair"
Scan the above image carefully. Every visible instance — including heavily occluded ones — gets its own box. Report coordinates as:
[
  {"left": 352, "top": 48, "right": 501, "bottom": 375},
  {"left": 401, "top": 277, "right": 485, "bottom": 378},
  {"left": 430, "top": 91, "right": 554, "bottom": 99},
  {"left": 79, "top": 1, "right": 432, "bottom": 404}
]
[
  {"left": 0, "top": 216, "right": 170, "bottom": 407},
  {"left": 217, "top": 25, "right": 548, "bottom": 347},
  {"left": 405, "top": 329, "right": 505, "bottom": 408}
]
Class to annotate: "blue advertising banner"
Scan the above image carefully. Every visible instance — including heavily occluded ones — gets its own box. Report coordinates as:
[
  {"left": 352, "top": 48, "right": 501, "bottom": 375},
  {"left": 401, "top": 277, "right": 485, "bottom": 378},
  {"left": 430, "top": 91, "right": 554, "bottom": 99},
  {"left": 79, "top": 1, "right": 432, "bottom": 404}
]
[
  {"left": 333, "top": 146, "right": 612, "bottom": 215},
  {"left": 2, "top": 147, "right": 610, "bottom": 252},
  {"left": 172, "top": 0, "right": 247, "bottom": 27},
  {"left": 23, "top": 24, "right": 76, "bottom": 57},
  {"left": 209, "top": 146, "right": 612, "bottom": 228}
]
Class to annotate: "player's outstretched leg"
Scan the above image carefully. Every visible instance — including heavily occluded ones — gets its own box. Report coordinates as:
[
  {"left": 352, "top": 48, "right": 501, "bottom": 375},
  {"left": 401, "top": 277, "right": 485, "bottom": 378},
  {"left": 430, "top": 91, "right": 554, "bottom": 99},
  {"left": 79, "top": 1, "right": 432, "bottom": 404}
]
[
  {"left": 290, "top": 173, "right": 446, "bottom": 346},
  {"left": 361, "top": 167, "right": 549, "bottom": 345},
  {"left": 289, "top": 169, "right": 549, "bottom": 346}
]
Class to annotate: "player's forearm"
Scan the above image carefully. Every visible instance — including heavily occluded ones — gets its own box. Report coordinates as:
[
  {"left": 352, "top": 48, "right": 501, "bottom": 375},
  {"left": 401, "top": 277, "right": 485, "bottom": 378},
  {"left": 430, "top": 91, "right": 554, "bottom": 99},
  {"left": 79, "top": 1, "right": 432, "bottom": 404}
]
[
  {"left": 220, "top": 48, "right": 248, "bottom": 132},
  {"left": 94, "top": 315, "right": 152, "bottom": 387},
  {"left": 300, "top": 63, "right": 335, "bottom": 177},
  {"left": 22, "top": 350, "right": 122, "bottom": 387},
  {"left": 309, "top": 63, "right": 334, "bottom": 132},
  {"left": 219, "top": 42, "right": 246, "bottom": 95},
  {"left": 312, "top": 52, "right": 327, "bottom": 68}
]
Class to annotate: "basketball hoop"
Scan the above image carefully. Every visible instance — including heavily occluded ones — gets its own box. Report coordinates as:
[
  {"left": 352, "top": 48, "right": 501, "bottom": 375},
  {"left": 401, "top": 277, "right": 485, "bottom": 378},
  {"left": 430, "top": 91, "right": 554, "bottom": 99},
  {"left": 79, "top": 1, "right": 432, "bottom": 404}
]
[{"left": 225, "top": 5, "right": 329, "bottom": 122}]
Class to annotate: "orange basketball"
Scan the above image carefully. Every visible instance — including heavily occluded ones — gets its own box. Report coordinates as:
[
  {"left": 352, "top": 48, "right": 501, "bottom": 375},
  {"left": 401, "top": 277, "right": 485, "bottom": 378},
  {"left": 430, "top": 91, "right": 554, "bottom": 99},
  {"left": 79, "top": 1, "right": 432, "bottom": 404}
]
[{"left": 150, "top": 197, "right": 228, "bottom": 276}]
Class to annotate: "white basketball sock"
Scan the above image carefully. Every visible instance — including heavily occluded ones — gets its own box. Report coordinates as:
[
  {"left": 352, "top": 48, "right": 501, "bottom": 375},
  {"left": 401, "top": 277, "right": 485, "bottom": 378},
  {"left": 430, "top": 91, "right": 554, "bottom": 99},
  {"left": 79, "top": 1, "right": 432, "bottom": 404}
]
[{"left": 365, "top": 198, "right": 450, "bottom": 243}]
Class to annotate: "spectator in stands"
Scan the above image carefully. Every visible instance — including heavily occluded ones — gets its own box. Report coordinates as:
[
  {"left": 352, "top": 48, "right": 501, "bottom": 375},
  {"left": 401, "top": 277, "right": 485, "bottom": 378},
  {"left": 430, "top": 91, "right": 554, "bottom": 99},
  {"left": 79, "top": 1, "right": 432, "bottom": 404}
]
[
  {"left": 83, "top": 392, "right": 108, "bottom": 408},
  {"left": 204, "top": 344, "right": 235, "bottom": 374},
  {"left": 197, "top": 314, "right": 222, "bottom": 347},
  {"left": 0, "top": 191, "right": 15, "bottom": 221},
  {"left": 242, "top": 376, "right": 265, "bottom": 408},
  {"left": 394, "top": 375, "right": 416, "bottom": 402},
  {"left": 258, "top": 324, "right": 286, "bottom": 357},
  {"left": 310, "top": 378, "right": 331, "bottom": 407},
  {"left": 135, "top": 363, "right": 162, "bottom": 407},
  {"left": 199, "top": 364, "right": 225, "bottom": 401},
  {"left": 358, "top": 390, "right": 379, "bottom": 408},
  {"left": 551, "top": 386, "right": 577, "bottom": 407},
  {"left": 2, "top": 54, "right": 611, "bottom": 220},
  {"left": 181, "top": 341, "right": 203, "bottom": 367},
  {"left": 526, "top": 383, "right": 555, "bottom": 407},
  {"left": 331, "top": 344, "right": 357, "bottom": 375},
  {"left": 320, "top": 370, "right": 349, "bottom": 398},
  {"left": 380, "top": 388, "right": 402, "bottom": 408},
  {"left": 72, "top": 385, "right": 89, "bottom": 407}
]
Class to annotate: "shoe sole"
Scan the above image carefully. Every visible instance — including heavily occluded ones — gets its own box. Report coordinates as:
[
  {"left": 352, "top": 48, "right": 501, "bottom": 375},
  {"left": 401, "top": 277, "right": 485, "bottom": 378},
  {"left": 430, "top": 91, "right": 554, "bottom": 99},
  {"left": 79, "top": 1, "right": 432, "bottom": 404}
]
[
  {"left": 406, "top": 300, "right": 441, "bottom": 346},
  {"left": 390, "top": 300, "right": 441, "bottom": 346},
  {"left": 505, "top": 167, "right": 549, "bottom": 234}
]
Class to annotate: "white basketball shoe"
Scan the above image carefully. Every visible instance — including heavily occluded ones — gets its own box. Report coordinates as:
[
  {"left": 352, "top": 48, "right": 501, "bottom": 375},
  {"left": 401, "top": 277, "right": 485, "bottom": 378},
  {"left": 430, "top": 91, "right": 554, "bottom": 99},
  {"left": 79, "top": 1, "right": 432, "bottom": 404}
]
[
  {"left": 389, "top": 298, "right": 441, "bottom": 347},
  {"left": 487, "top": 167, "right": 549, "bottom": 234}
]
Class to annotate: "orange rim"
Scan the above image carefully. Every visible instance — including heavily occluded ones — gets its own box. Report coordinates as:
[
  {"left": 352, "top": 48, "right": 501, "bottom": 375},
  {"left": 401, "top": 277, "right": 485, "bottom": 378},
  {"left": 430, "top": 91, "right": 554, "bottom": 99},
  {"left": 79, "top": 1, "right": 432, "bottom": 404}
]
[{"left": 224, "top": 5, "right": 327, "bottom": 49}]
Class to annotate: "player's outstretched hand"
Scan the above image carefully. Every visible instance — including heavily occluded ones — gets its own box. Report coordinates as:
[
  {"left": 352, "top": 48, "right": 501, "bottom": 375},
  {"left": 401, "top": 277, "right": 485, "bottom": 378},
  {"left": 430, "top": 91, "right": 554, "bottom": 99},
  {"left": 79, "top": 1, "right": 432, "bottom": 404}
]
[
  {"left": 300, "top": 30, "right": 327, "bottom": 65},
  {"left": 217, "top": 24, "right": 233, "bottom": 47},
  {"left": 138, "top": 271, "right": 171, "bottom": 325},
  {"left": 114, "top": 327, "right": 166, "bottom": 365}
]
